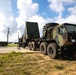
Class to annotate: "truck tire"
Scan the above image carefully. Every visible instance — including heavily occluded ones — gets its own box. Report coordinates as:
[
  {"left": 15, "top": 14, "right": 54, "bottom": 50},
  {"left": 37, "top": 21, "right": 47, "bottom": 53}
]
[
  {"left": 23, "top": 43, "right": 26, "bottom": 48},
  {"left": 28, "top": 42, "right": 32, "bottom": 50},
  {"left": 40, "top": 42, "right": 47, "bottom": 55},
  {"left": 47, "top": 43, "right": 58, "bottom": 59},
  {"left": 31, "top": 42, "right": 36, "bottom": 51}
]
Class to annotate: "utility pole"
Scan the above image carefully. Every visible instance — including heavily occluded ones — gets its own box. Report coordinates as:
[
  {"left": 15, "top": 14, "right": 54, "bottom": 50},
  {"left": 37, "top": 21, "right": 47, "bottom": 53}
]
[
  {"left": 7, "top": 28, "right": 9, "bottom": 44},
  {"left": 18, "top": 31, "right": 19, "bottom": 43}
]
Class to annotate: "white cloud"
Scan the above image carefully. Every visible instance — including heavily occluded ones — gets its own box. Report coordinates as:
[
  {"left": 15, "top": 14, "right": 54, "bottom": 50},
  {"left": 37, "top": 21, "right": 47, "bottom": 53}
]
[
  {"left": 68, "top": 6, "right": 76, "bottom": 15},
  {"left": 48, "top": 0, "right": 76, "bottom": 25},
  {"left": 0, "top": 0, "right": 12, "bottom": 41},
  {"left": 65, "top": 15, "right": 76, "bottom": 24},
  {"left": 0, "top": 13, "right": 6, "bottom": 32},
  {"left": 0, "top": 0, "right": 12, "bottom": 17},
  {"left": 55, "top": 14, "right": 76, "bottom": 24},
  {"left": 16, "top": 0, "right": 39, "bottom": 28},
  {"left": 48, "top": 0, "right": 76, "bottom": 4},
  {"left": 0, "top": 13, "right": 6, "bottom": 26},
  {"left": 57, "top": 0, "right": 76, "bottom": 4},
  {"left": 48, "top": 0, "right": 64, "bottom": 14},
  {"left": 60, "top": 6, "right": 76, "bottom": 24},
  {"left": 9, "top": 31, "right": 19, "bottom": 42},
  {"left": 9, "top": 16, "right": 14, "bottom": 21},
  {"left": 55, "top": 6, "right": 76, "bottom": 24},
  {"left": 0, "top": 32, "right": 7, "bottom": 41},
  {"left": 0, "top": 0, "right": 18, "bottom": 42},
  {"left": 48, "top": 0, "right": 76, "bottom": 15}
]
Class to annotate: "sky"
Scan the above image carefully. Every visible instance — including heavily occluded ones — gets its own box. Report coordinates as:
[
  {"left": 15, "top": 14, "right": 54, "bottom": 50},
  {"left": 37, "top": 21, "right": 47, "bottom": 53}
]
[{"left": 0, "top": 0, "right": 76, "bottom": 42}]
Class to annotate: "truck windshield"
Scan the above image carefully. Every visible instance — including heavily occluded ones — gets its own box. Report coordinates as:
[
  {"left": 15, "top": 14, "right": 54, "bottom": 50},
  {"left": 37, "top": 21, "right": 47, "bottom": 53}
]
[{"left": 65, "top": 24, "right": 76, "bottom": 32}]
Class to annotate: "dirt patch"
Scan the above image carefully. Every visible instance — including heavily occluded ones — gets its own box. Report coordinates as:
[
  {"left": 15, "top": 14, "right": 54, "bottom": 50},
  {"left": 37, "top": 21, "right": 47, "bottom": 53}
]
[{"left": 0, "top": 47, "right": 40, "bottom": 53}]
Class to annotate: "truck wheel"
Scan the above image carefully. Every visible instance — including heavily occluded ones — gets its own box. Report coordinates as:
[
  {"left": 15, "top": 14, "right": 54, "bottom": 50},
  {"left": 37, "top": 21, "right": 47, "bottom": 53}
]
[
  {"left": 23, "top": 43, "right": 25, "bottom": 48},
  {"left": 28, "top": 42, "right": 32, "bottom": 50},
  {"left": 31, "top": 42, "right": 36, "bottom": 51},
  {"left": 47, "top": 43, "right": 58, "bottom": 59},
  {"left": 40, "top": 42, "right": 47, "bottom": 55}
]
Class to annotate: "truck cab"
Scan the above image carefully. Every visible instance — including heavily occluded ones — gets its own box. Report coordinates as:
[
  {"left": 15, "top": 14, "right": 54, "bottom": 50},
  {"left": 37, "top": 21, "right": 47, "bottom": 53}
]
[{"left": 53, "top": 23, "right": 76, "bottom": 47}]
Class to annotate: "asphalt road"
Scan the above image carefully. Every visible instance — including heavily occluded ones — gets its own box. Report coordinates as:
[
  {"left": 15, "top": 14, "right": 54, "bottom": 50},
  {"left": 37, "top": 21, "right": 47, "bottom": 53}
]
[{"left": 0, "top": 47, "right": 40, "bottom": 53}]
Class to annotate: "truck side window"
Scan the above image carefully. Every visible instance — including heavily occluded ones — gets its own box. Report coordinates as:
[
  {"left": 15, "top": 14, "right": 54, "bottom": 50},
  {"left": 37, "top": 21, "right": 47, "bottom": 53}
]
[
  {"left": 56, "top": 28, "right": 59, "bottom": 34},
  {"left": 56, "top": 27, "right": 66, "bottom": 34},
  {"left": 59, "top": 27, "right": 66, "bottom": 34},
  {"left": 60, "top": 27, "right": 63, "bottom": 34}
]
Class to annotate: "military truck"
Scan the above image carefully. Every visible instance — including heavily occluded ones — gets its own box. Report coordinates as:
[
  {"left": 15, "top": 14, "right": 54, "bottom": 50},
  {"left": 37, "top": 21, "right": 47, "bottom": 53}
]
[
  {"left": 18, "top": 22, "right": 40, "bottom": 48},
  {"left": 18, "top": 22, "right": 76, "bottom": 59}
]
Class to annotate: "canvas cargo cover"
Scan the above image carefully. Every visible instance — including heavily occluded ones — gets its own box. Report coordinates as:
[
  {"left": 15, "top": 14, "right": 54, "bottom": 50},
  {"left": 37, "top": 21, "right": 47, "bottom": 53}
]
[{"left": 25, "top": 22, "right": 40, "bottom": 39}]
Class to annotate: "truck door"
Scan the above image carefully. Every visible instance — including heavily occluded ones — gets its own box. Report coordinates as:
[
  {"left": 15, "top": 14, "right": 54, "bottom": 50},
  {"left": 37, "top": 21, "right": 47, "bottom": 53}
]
[{"left": 55, "top": 26, "right": 68, "bottom": 46}]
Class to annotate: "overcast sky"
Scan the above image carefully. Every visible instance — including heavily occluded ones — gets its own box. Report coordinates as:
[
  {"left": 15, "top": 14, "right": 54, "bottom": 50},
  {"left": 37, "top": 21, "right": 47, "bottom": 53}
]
[{"left": 0, "top": 0, "right": 76, "bottom": 42}]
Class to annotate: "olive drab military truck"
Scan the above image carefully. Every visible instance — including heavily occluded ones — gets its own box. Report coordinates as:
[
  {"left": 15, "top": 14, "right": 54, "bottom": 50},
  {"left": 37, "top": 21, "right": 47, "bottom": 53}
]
[
  {"left": 18, "top": 22, "right": 40, "bottom": 48},
  {"left": 18, "top": 22, "right": 76, "bottom": 59}
]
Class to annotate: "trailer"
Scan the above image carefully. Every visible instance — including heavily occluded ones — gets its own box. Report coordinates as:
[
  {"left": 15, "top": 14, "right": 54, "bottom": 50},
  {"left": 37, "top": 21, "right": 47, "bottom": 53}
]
[{"left": 18, "top": 22, "right": 76, "bottom": 59}]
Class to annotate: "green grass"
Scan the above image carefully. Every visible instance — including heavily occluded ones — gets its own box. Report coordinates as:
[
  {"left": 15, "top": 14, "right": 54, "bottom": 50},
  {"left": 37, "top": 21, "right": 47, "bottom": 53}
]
[
  {"left": 7, "top": 44, "right": 18, "bottom": 47},
  {"left": 0, "top": 52, "right": 76, "bottom": 75}
]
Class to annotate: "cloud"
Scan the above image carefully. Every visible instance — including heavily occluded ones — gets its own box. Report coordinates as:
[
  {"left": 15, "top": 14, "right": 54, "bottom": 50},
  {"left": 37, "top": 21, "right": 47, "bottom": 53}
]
[
  {"left": 49, "top": 0, "right": 64, "bottom": 13},
  {"left": 48, "top": 0, "right": 64, "bottom": 14},
  {"left": 9, "top": 31, "right": 19, "bottom": 42},
  {"left": 48, "top": 0, "right": 76, "bottom": 16},
  {"left": 0, "top": 0, "right": 12, "bottom": 17},
  {"left": 0, "top": 0, "right": 18, "bottom": 42},
  {"left": 55, "top": 15, "right": 76, "bottom": 24},
  {"left": 55, "top": 5, "right": 76, "bottom": 24},
  {"left": 68, "top": 6, "right": 76, "bottom": 15},
  {"left": 0, "top": 0, "right": 11, "bottom": 41},
  {"left": 16, "top": 0, "right": 39, "bottom": 28},
  {"left": 48, "top": 0, "right": 76, "bottom": 25},
  {"left": 0, "top": 13, "right": 6, "bottom": 32},
  {"left": 56, "top": 0, "right": 76, "bottom": 4}
]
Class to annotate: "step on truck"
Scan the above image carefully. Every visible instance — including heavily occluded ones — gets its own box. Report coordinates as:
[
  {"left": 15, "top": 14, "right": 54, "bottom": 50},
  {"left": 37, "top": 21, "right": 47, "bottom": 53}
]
[{"left": 18, "top": 22, "right": 76, "bottom": 59}]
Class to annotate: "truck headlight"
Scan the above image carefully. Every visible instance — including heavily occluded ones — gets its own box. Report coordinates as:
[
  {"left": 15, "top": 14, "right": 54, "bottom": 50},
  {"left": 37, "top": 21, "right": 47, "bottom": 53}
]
[{"left": 71, "top": 39, "right": 75, "bottom": 42}]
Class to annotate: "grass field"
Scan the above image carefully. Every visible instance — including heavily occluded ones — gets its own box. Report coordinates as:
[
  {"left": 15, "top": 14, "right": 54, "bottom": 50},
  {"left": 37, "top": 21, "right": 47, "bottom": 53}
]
[
  {"left": 0, "top": 52, "right": 76, "bottom": 75},
  {"left": 7, "top": 44, "right": 18, "bottom": 47}
]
